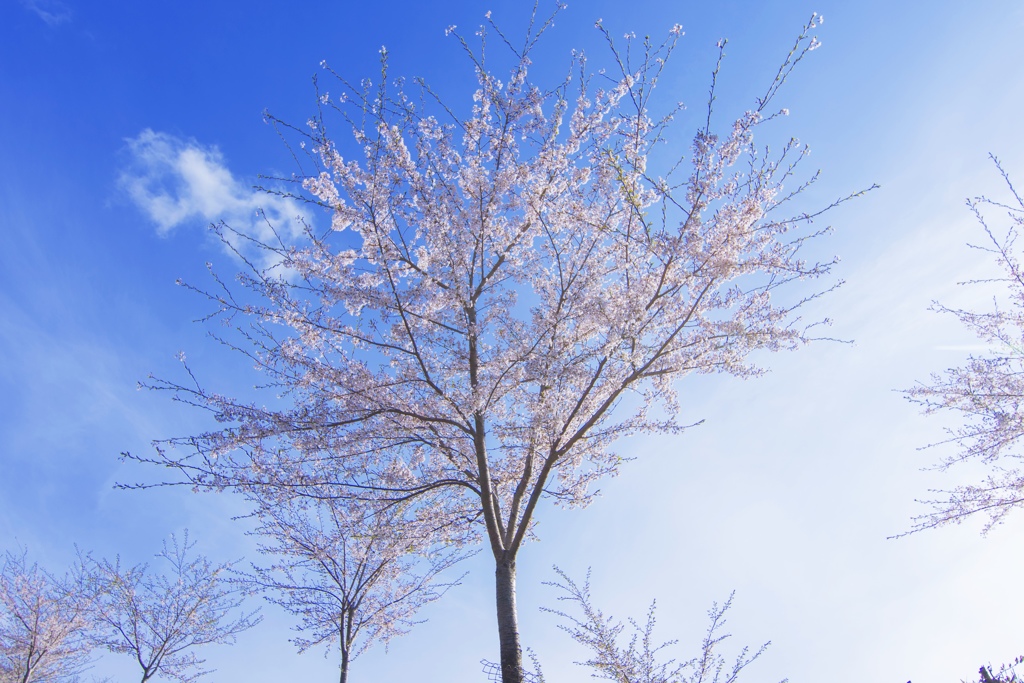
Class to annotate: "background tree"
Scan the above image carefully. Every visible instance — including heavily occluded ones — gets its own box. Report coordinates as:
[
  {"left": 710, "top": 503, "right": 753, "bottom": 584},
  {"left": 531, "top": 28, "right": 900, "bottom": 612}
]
[
  {"left": 537, "top": 568, "right": 780, "bottom": 683},
  {"left": 0, "top": 550, "right": 96, "bottom": 683},
  {"left": 904, "top": 156, "right": 1024, "bottom": 534},
  {"left": 242, "top": 487, "right": 465, "bottom": 683},
  {"left": 133, "top": 8, "right": 864, "bottom": 683},
  {"left": 90, "top": 533, "right": 259, "bottom": 683},
  {"left": 964, "top": 656, "right": 1024, "bottom": 683}
]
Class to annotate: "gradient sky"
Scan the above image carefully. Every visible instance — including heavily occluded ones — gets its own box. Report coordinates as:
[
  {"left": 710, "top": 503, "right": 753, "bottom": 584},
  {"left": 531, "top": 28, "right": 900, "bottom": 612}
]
[{"left": 3, "top": 1, "right": 1024, "bottom": 682}]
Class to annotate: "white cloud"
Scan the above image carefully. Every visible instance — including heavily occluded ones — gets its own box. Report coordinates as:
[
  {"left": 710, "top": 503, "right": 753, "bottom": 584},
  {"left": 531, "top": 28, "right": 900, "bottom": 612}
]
[
  {"left": 20, "top": 0, "right": 71, "bottom": 26},
  {"left": 120, "top": 129, "right": 309, "bottom": 270}
]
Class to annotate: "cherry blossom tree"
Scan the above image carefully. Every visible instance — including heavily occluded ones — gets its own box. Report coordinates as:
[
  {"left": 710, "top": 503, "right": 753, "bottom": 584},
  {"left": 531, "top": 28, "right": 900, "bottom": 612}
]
[
  {"left": 973, "top": 658, "right": 1023, "bottom": 683},
  {"left": 538, "top": 568, "right": 781, "bottom": 683},
  {"left": 89, "top": 533, "right": 259, "bottom": 683},
  {"left": 133, "top": 8, "right": 865, "bottom": 682},
  {"left": 0, "top": 549, "right": 96, "bottom": 683},
  {"left": 242, "top": 488, "right": 465, "bottom": 683},
  {"left": 904, "top": 156, "right": 1024, "bottom": 534}
]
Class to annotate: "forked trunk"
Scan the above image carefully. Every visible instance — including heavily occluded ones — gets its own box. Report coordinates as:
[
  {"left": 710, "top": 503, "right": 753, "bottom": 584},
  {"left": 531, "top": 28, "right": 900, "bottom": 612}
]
[{"left": 495, "top": 558, "right": 523, "bottom": 683}]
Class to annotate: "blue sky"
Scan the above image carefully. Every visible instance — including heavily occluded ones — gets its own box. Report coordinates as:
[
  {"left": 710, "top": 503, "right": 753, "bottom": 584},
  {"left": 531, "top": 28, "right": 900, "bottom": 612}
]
[{"left": 3, "top": 1, "right": 1024, "bottom": 681}]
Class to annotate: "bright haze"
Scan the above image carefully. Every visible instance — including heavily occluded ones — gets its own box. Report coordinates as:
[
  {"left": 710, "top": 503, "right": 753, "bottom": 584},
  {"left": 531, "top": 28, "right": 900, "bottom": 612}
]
[{"left": 1, "top": 1, "right": 1022, "bottom": 682}]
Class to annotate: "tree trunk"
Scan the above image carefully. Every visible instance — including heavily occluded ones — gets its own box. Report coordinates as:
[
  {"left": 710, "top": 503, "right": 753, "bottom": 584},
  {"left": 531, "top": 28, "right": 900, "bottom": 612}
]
[
  {"left": 495, "top": 557, "right": 523, "bottom": 683},
  {"left": 339, "top": 646, "right": 350, "bottom": 683}
]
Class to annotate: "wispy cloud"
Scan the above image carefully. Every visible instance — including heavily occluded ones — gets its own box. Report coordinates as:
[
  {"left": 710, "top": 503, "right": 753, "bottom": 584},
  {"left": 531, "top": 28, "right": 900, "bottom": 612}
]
[
  {"left": 20, "top": 0, "right": 71, "bottom": 26},
  {"left": 120, "top": 129, "right": 309, "bottom": 269},
  {"left": 933, "top": 344, "right": 996, "bottom": 353}
]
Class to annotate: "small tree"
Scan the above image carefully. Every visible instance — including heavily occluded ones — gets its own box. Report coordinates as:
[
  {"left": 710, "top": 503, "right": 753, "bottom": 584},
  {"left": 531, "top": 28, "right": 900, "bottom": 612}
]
[
  {"left": 134, "top": 8, "right": 865, "bottom": 683},
  {"left": 904, "top": 156, "right": 1024, "bottom": 534},
  {"left": 244, "top": 488, "right": 465, "bottom": 683},
  {"left": 539, "top": 568, "right": 782, "bottom": 683},
  {"left": 90, "top": 533, "right": 259, "bottom": 683},
  {"left": 965, "top": 657, "right": 1024, "bottom": 683},
  {"left": 0, "top": 550, "right": 96, "bottom": 683}
]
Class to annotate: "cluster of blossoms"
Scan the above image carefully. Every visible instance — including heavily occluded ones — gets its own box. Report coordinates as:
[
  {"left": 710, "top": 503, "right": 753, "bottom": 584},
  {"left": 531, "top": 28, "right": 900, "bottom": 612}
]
[{"left": 906, "top": 155, "right": 1024, "bottom": 534}]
